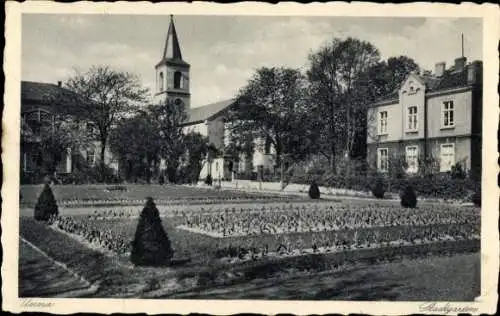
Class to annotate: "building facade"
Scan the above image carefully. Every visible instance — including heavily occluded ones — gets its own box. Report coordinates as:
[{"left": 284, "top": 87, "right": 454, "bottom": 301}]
[
  {"left": 367, "top": 57, "right": 482, "bottom": 178},
  {"left": 20, "top": 81, "right": 118, "bottom": 183}
]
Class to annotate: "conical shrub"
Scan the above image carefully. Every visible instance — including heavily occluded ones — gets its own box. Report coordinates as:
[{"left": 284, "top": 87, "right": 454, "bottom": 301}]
[
  {"left": 308, "top": 181, "right": 320, "bottom": 199},
  {"left": 34, "top": 183, "right": 59, "bottom": 221},
  {"left": 400, "top": 183, "right": 417, "bottom": 208},
  {"left": 205, "top": 174, "right": 213, "bottom": 186},
  {"left": 130, "top": 197, "right": 174, "bottom": 266}
]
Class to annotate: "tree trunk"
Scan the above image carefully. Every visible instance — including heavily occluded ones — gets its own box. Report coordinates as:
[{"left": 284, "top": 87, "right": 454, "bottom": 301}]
[
  {"left": 100, "top": 138, "right": 107, "bottom": 183},
  {"left": 330, "top": 144, "right": 336, "bottom": 174}
]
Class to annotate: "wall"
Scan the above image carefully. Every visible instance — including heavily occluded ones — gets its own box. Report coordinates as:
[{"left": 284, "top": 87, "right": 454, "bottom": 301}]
[
  {"left": 154, "top": 62, "right": 190, "bottom": 108},
  {"left": 427, "top": 89, "right": 472, "bottom": 138},
  {"left": 399, "top": 75, "right": 426, "bottom": 141},
  {"left": 428, "top": 136, "right": 471, "bottom": 171},
  {"left": 207, "top": 116, "right": 225, "bottom": 151},
  {"left": 183, "top": 122, "right": 208, "bottom": 136},
  {"left": 367, "top": 102, "right": 401, "bottom": 144}
]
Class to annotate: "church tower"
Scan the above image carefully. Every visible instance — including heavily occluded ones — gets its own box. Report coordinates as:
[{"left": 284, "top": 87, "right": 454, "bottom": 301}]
[{"left": 154, "top": 15, "right": 190, "bottom": 110}]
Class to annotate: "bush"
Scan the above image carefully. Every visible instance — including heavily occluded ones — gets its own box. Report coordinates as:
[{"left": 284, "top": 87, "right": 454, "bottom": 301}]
[
  {"left": 450, "top": 163, "right": 467, "bottom": 179},
  {"left": 400, "top": 183, "right": 417, "bottom": 208},
  {"left": 205, "top": 174, "right": 213, "bottom": 186},
  {"left": 308, "top": 181, "right": 320, "bottom": 199},
  {"left": 371, "top": 176, "right": 386, "bottom": 199},
  {"left": 34, "top": 184, "right": 59, "bottom": 221},
  {"left": 472, "top": 189, "right": 481, "bottom": 207},
  {"left": 130, "top": 197, "right": 174, "bottom": 266}
]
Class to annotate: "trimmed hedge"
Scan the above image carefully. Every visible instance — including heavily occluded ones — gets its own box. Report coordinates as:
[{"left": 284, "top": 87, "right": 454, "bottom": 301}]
[
  {"left": 130, "top": 197, "right": 174, "bottom": 266},
  {"left": 34, "top": 184, "right": 59, "bottom": 221},
  {"left": 289, "top": 171, "right": 479, "bottom": 201},
  {"left": 371, "top": 176, "right": 386, "bottom": 199},
  {"left": 400, "top": 184, "right": 418, "bottom": 208},
  {"left": 308, "top": 181, "right": 320, "bottom": 199}
]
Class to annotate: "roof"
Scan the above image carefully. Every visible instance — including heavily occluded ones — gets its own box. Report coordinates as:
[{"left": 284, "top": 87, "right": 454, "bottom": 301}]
[
  {"left": 21, "top": 81, "right": 80, "bottom": 113},
  {"left": 156, "top": 15, "right": 189, "bottom": 68},
  {"left": 184, "top": 99, "right": 235, "bottom": 125},
  {"left": 374, "top": 63, "right": 477, "bottom": 105}
]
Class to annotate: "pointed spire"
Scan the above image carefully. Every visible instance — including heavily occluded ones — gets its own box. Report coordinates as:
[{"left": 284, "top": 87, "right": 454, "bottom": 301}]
[{"left": 162, "top": 15, "right": 182, "bottom": 60}]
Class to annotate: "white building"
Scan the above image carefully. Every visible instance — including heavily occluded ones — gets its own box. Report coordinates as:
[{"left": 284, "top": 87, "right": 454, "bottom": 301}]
[{"left": 155, "top": 16, "right": 275, "bottom": 181}]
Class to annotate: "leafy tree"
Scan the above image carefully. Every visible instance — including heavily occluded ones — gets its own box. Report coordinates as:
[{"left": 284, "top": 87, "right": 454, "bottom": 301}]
[
  {"left": 228, "top": 67, "right": 316, "bottom": 181},
  {"left": 65, "top": 65, "right": 149, "bottom": 181},
  {"left": 149, "top": 99, "right": 187, "bottom": 183},
  {"left": 355, "top": 55, "right": 420, "bottom": 102},
  {"left": 109, "top": 110, "right": 162, "bottom": 182},
  {"left": 307, "top": 37, "right": 381, "bottom": 169},
  {"left": 35, "top": 116, "right": 87, "bottom": 179},
  {"left": 179, "top": 132, "right": 210, "bottom": 184}
]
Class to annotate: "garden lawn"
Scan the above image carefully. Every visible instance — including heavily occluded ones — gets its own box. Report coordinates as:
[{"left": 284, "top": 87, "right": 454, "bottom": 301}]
[
  {"left": 167, "top": 252, "right": 480, "bottom": 301},
  {"left": 19, "top": 238, "right": 94, "bottom": 297},
  {"left": 19, "top": 216, "right": 480, "bottom": 300},
  {"left": 19, "top": 184, "right": 304, "bottom": 206}
]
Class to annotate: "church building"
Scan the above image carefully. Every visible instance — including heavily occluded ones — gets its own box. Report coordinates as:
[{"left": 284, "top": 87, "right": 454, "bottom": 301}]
[{"left": 154, "top": 16, "right": 275, "bottom": 181}]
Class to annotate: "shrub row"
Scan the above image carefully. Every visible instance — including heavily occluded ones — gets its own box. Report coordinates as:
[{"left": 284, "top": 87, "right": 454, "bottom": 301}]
[{"left": 293, "top": 172, "right": 479, "bottom": 201}]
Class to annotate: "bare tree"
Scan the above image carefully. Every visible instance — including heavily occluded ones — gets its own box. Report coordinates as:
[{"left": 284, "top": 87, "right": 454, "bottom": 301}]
[{"left": 65, "top": 65, "right": 149, "bottom": 181}]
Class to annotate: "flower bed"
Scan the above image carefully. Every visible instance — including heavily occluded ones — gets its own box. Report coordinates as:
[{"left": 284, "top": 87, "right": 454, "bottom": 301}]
[
  {"left": 20, "top": 184, "right": 306, "bottom": 208},
  {"left": 49, "top": 202, "right": 479, "bottom": 266},
  {"left": 177, "top": 204, "right": 479, "bottom": 237}
]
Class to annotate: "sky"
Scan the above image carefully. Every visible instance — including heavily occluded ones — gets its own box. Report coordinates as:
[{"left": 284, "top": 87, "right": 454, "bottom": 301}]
[{"left": 21, "top": 15, "right": 482, "bottom": 108}]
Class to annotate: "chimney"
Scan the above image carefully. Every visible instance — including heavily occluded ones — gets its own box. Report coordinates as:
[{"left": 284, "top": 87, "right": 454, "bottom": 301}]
[
  {"left": 454, "top": 57, "right": 467, "bottom": 72},
  {"left": 435, "top": 62, "right": 445, "bottom": 77},
  {"left": 422, "top": 70, "right": 432, "bottom": 77},
  {"left": 467, "top": 61, "right": 482, "bottom": 85},
  {"left": 57, "top": 81, "right": 62, "bottom": 87}
]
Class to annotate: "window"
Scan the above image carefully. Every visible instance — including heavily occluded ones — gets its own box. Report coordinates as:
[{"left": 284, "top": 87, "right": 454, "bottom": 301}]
[
  {"left": 405, "top": 146, "right": 419, "bottom": 173},
  {"left": 24, "top": 151, "right": 39, "bottom": 172},
  {"left": 440, "top": 143, "right": 455, "bottom": 172},
  {"left": 442, "top": 101, "right": 455, "bottom": 128},
  {"left": 25, "top": 110, "right": 42, "bottom": 136},
  {"left": 407, "top": 106, "right": 418, "bottom": 131},
  {"left": 377, "top": 148, "right": 389, "bottom": 172},
  {"left": 379, "top": 111, "right": 388, "bottom": 135},
  {"left": 174, "top": 71, "right": 182, "bottom": 89},
  {"left": 158, "top": 72, "right": 164, "bottom": 92},
  {"left": 86, "top": 147, "right": 96, "bottom": 166},
  {"left": 167, "top": 70, "right": 173, "bottom": 89}
]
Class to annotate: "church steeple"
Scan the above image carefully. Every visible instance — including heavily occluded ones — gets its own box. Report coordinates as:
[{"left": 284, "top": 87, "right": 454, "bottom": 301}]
[
  {"left": 154, "top": 14, "right": 191, "bottom": 109},
  {"left": 162, "top": 15, "right": 183, "bottom": 61}
]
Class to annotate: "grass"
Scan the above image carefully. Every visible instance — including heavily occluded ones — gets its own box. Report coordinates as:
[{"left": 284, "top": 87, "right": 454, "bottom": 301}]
[
  {"left": 19, "top": 184, "right": 481, "bottom": 300},
  {"left": 167, "top": 252, "right": 480, "bottom": 301},
  {"left": 19, "top": 239, "right": 93, "bottom": 297},
  {"left": 20, "top": 214, "right": 480, "bottom": 299},
  {"left": 19, "top": 184, "right": 304, "bottom": 206}
]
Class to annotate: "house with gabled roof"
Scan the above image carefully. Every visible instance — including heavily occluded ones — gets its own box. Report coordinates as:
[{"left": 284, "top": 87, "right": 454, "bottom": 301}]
[
  {"left": 21, "top": 81, "right": 118, "bottom": 182},
  {"left": 366, "top": 56, "right": 482, "bottom": 178}
]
